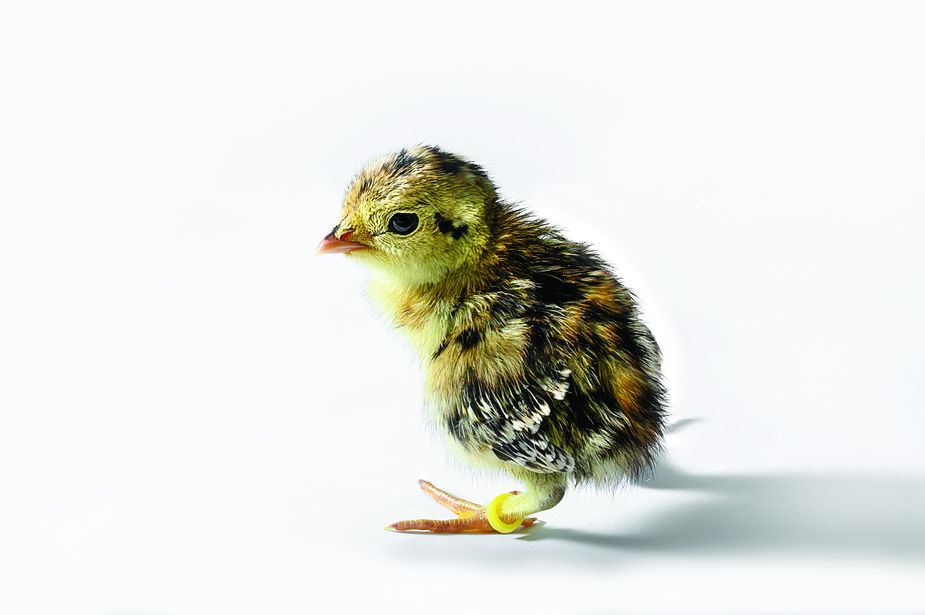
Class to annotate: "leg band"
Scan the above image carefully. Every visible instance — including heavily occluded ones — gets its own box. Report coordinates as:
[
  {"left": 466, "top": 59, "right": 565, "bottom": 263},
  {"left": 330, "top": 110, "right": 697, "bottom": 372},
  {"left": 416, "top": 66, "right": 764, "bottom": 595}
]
[{"left": 485, "top": 493, "right": 525, "bottom": 533}]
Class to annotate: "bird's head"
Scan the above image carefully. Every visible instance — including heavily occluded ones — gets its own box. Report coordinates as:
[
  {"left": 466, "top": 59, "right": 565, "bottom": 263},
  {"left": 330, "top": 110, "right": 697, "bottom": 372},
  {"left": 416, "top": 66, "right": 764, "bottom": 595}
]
[{"left": 317, "top": 145, "right": 497, "bottom": 286}]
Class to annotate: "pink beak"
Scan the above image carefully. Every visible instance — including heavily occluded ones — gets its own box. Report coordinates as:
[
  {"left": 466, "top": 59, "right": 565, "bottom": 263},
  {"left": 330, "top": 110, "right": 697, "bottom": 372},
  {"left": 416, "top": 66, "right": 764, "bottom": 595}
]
[{"left": 316, "top": 230, "right": 369, "bottom": 255}]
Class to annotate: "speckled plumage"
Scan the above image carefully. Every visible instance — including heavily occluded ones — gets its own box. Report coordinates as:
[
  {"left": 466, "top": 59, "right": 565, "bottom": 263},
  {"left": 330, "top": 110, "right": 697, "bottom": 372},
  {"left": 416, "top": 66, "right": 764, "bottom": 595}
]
[{"left": 322, "top": 145, "right": 668, "bottom": 530}]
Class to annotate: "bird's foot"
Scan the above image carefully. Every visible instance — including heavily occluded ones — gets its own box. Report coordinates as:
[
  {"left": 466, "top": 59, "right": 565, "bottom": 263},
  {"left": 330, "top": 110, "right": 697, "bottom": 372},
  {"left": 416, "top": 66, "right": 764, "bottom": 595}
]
[{"left": 385, "top": 480, "right": 538, "bottom": 534}]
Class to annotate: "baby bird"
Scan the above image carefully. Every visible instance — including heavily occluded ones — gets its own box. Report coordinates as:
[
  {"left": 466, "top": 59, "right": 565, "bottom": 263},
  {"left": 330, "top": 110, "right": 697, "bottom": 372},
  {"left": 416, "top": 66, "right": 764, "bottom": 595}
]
[{"left": 318, "top": 145, "right": 667, "bottom": 533}]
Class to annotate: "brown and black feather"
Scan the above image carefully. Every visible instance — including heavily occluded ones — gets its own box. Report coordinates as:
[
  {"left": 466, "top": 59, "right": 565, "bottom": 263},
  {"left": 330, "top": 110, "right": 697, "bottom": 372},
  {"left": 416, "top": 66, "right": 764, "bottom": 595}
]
[{"left": 428, "top": 196, "right": 667, "bottom": 484}]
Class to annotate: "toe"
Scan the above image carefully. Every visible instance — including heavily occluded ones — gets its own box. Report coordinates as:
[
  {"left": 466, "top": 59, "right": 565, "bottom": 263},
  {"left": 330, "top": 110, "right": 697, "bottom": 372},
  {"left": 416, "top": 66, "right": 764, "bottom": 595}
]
[
  {"left": 418, "top": 480, "right": 483, "bottom": 516},
  {"left": 386, "top": 515, "right": 495, "bottom": 533}
]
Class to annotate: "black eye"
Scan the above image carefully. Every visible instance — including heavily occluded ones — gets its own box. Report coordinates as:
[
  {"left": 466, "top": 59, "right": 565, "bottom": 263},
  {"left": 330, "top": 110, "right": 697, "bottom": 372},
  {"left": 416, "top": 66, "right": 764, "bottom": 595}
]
[{"left": 387, "top": 212, "right": 419, "bottom": 235}]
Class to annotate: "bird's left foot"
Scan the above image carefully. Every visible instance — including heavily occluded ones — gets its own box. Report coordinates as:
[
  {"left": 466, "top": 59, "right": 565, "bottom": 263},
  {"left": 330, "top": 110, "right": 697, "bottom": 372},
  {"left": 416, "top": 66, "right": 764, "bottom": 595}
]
[{"left": 385, "top": 480, "right": 538, "bottom": 534}]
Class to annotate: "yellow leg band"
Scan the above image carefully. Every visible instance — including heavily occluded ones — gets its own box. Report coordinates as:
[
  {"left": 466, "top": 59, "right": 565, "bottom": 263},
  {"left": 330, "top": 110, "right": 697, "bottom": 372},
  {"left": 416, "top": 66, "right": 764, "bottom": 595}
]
[{"left": 485, "top": 493, "right": 525, "bottom": 533}]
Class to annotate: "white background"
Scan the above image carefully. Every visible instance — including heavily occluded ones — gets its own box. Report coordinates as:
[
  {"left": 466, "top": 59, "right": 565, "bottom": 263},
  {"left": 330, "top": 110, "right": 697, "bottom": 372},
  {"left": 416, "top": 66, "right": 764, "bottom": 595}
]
[{"left": 2, "top": 2, "right": 924, "bottom": 613}]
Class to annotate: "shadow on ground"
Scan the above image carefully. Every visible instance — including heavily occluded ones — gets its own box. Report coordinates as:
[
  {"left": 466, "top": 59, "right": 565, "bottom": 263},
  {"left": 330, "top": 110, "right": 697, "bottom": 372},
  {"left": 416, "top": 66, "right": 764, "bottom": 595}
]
[
  {"left": 385, "top": 418, "right": 925, "bottom": 566},
  {"left": 518, "top": 458, "right": 925, "bottom": 563}
]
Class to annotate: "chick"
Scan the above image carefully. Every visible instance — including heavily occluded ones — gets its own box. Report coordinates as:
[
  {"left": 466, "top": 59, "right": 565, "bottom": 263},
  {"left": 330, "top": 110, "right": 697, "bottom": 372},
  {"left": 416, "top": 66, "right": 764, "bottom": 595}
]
[{"left": 318, "top": 145, "right": 667, "bottom": 533}]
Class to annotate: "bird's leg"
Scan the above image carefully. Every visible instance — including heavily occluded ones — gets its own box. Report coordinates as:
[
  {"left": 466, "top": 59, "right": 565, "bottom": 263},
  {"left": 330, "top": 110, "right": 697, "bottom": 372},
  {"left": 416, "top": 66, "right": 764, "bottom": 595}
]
[{"left": 386, "top": 475, "right": 565, "bottom": 534}]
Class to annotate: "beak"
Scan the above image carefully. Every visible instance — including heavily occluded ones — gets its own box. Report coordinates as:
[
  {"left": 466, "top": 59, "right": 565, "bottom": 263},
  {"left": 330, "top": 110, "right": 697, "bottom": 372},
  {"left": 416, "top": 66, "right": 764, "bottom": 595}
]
[{"left": 315, "top": 230, "right": 369, "bottom": 255}]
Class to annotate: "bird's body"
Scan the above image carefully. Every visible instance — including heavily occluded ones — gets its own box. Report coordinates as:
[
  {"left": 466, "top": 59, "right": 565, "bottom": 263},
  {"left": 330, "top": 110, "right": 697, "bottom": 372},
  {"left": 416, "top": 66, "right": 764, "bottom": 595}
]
[{"left": 319, "top": 146, "right": 667, "bottom": 532}]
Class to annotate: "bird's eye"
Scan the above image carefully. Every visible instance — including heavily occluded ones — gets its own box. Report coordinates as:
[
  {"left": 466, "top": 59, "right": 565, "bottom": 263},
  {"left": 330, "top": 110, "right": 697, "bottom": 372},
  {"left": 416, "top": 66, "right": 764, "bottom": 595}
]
[{"left": 387, "top": 212, "right": 419, "bottom": 235}]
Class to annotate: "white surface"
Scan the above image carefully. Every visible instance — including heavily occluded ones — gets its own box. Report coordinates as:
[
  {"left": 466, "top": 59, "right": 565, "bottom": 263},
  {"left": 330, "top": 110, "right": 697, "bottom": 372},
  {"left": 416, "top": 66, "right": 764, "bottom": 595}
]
[{"left": 2, "top": 2, "right": 924, "bottom": 614}]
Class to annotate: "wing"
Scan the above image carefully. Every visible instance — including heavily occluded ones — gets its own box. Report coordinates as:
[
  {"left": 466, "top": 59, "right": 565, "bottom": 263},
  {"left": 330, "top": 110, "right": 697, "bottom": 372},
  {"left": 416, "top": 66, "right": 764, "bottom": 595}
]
[{"left": 462, "top": 364, "right": 576, "bottom": 474}]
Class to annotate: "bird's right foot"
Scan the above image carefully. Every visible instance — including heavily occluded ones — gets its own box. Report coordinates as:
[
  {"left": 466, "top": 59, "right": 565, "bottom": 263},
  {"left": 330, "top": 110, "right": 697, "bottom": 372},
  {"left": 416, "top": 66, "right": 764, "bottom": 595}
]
[{"left": 384, "top": 480, "right": 538, "bottom": 533}]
